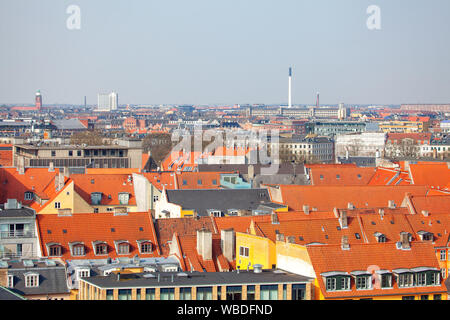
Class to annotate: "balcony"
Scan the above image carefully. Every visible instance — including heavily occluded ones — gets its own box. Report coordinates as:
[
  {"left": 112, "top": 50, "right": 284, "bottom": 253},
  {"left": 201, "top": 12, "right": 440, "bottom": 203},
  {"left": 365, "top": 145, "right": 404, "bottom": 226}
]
[{"left": 0, "top": 231, "right": 35, "bottom": 239}]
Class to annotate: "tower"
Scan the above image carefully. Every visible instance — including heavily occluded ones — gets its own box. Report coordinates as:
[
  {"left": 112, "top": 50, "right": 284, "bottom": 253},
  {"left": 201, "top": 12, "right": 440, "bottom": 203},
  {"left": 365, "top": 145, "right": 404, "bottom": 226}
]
[
  {"left": 288, "top": 67, "right": 292, "bottom": 108},
  {"left": 316, "top": 92, "right": 320, "bottom": 108},
  {"left": 35, "top": 90, "right": 42, "bottom": 110}
]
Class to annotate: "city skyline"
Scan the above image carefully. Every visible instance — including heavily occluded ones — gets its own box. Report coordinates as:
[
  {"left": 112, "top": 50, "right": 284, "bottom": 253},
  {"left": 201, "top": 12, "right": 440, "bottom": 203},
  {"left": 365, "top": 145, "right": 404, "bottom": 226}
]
[{"left": 1, "top": 0, "right": 450, "bottom": 105}]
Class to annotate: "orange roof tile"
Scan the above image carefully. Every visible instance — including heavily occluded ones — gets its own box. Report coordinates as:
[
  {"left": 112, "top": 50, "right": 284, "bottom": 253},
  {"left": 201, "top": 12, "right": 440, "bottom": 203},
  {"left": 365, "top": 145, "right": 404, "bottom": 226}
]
[
  {"left": 409, "top": 163, "right": 450, "bottom": 188},
  {"left": 71, "top": 174, "right": 136, "bottom": 206},
  {"left": 271, "top": 185, "right": 429, "bottom": 212},
  {"left": 309, "top": 167, "right": 376, "bottom": 186},
  {"left": 36, "top": 211, "right": 160, "bottom": 260},
  {"left": 307, "top": 242, "right": 446, "bottom": 299}
]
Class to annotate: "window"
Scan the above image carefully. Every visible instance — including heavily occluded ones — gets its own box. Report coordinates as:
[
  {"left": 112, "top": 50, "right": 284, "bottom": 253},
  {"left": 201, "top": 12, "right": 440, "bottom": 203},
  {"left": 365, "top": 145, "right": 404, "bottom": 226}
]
[
  {"left": 49, "top": 245, "right": 62, "bottom": 257},
  {"left": 440, "top": 250, "right": 446, "bottom": 261},
  {"left": 25, "top": 274, "right": 39, "bottom": 287},
  {"left": 68, "top": 150, "right": 73, "bottom": 157},
  {"left": 118, "top": 193, "right": 129, "bottom": 205},
  {"left": 415, "top": 272, "right": 426, "bottom": 287},
  {"left": 434, "top": 294, "right": 442, "bottom": 300},
  {"left": 140, "top": 242, "right": 152, "bottom": 254},
  {"left": 356, "top": 276, "right": 371, "bottom": 290},
  {"left": 402, "top": 296, "right": 415, "bottom": 300},
  {"left": 118, "top": 243, "right": 130, "bottom": 255},
  {"left": 51, "top": 151, "right": 56, "bottom": 157},
  {"left": 77, "top": 150, "right": 82, "bottom": 156},
  {"left": 24, "top": 192, "right": 33, "bottom": 200},
  {"left": 160, "top": 288, "right": 175, "bottom": 300},
  {"left": 197, "top": 179, "right": 202, "bottom": 185},
  {"left": 421, "top": 295, "right": 429, "bottom": 300},
  {"left": 73, "top": 244, "right": 85, "bottom": 256},
  {"left": 153, "top": 195, "right": 159, "bottom": 202},
  {"left": 145, "top": 288, "right": 155, "bottom": 300},
  {"left": 212, "top": 179, "right": 217, "bottom": 185},
  {"left": 95, "top": 243, "right": 107, "bottom": 255},
  {"left": 118, "top": 289, "right": 132, "bottom": 300},
  {"left": 226, "top": 286, "right": 242, "bottom": 300},
  {"left": 239, "top": 246, "right": 249, "bottom": 258},
  {"left": 292, "top": 284, "right": 305, "bottom": 300},
  {"left": 179, "top": 288, "right": 191, "bottom": 300},
  {"left": 381, "top": 274, "right": 392, "bottom": 288},
  {"left": 94, "top": 208, "right": 99, "bottom": 213},
  {"left": 246, "top": 285, "right": 255, "bottom": 300},
  {"left": 441, "top": 268, "right": 446, "bottom": 279},
  {"left": 196, "top": 287, "right": 212, "bottom": 300},
  {"left": 430, "top": 272, "right": 440, "bottom": 285},
  {"left": 326, "top": 277, "right": 337, "bottom": 291},
  {"left": 7, "top": 275, "right": 14, "bottom": 288},
  {"left": 341, "top": 277, "right": 350, "bottom": 290},
  {"left": 260, "top": 285, "right": 278, "bottom": 300},
  {"left": 91, "top": 193, "right": 102, "bottom": 205},
  {"left": 106, "top": 208, "right": 113, "bottom": 212},
  {"left": 106, "top": 289, "right": 114, "bottom": 300},
  {"left": 183, "top": 180, "right": 187, "bottom": 185},
  {"left": 77, "top": 269, "right": 90, "bottom": 282},
  {"left": 54, "top": 202, "right": 61, "bottom": 209}
]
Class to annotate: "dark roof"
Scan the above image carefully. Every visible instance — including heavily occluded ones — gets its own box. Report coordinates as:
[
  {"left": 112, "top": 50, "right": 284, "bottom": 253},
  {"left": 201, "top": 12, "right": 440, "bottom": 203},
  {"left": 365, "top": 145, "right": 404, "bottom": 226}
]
[
  {"left": 198, "top": 163, "right": 305, "bottom": 175},
  {"left": 82, "top": 269, "right": 313, "bottom": 289},
  {"left": 6, "top": 260, "right": 70, "bottom": 296},
  {"left": 338, "top": 156, "right": 377, "bottom": 167},
  {"left": 0, "top": 206, "right": 35, "bottom": 218},
  {"left": 0, "top": 286, "right": 26, "bottom": 300},
  {"left": 165, "top": 189, "right": 276, "bottom": 216}
]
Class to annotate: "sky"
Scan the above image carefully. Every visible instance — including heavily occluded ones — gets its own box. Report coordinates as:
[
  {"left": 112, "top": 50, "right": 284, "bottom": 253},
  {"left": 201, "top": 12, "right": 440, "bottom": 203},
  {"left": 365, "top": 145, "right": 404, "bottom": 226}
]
[{"left": 0, "top": 0, "right": 450, "bottom": 106}]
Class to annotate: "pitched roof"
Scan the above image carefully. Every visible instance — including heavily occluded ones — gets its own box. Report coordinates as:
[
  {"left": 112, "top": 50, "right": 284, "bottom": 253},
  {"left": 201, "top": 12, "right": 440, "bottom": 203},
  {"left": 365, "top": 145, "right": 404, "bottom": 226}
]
[
  {"left": 71, "top": 174, "right": 136, "bottom": 206},
  {"left": 36, "top": 212, "right": 160, "bottom": 260},
  {"left": 307, "top": 242, "right": 446, "bottom": 299},
  {"left": 367, "top": 167, "right": 412, "bottom": 186},
  {"left": 309, "top": 167, "right": 376, "bottom": 186},
  {"left": 409, "top": 163, "right": 450, "bottom": 188},
  {"left": 271, "top": 185, "right": 429, "bottom": 212}
]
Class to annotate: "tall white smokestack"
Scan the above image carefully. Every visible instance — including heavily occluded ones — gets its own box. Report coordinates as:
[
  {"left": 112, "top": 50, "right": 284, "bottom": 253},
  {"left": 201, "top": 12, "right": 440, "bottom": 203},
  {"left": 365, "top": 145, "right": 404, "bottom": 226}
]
[{"left": 288, "top": 67, "right": 292, "bottom": 108}]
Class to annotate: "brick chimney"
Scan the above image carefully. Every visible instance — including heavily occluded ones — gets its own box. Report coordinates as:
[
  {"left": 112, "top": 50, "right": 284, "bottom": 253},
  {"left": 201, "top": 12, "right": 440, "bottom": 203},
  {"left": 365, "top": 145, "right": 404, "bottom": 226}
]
[
  {"left": 379, "top": 209, "right": 385, "bottom": 220},
  {"left": 17, "top": 156, "right": 25, "bottom": 175},
  {"left": 48, "top": 162, "right": 55, "bottom": 172},
  {"left": 197, "top": 229, "right": 212, "bottom": 261},
  {"left": 303, "top": 205, "right": 310, "bottom": 216},
  {"left": 271, "top": 212, "right": 279, "bottom": 224}
]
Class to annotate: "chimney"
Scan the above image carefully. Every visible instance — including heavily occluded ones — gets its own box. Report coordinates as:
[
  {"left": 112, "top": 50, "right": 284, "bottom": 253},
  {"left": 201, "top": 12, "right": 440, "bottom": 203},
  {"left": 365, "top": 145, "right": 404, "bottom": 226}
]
[
  {"left": 271, "top": 212, "right": 279, "bottom": 224},
  {"left": 57, "top": 172, "right": 64, "bottom": 191},
  {"left": 275, "top": 233, "right": 285, "bottom": 242},
  {"left": 248, "top": 164, "right": 255, "bottom": 180},
  {"left": 333, "top": 207, "right": 339, "bottom": 218},
  {"left": 339, "top": 211, "right": 348, "bottom": 229},
  {"left": 341, "top": 235, "right": 350, "bottom": 250},
  {"left": 303, "top": 205, "right": 310, "bottom": 216},
  {"left": 421, "top": 210, "right": 429, "bottom": 217},
  {"left": 48, "top": 162, "right": 54, "bottom": 172},
  {"left": 221, "top": 229, "right": 235, "bottom": 262},
  {"left": 399, "top": 232, "right": 410, "bottom": 249},
  {"left": 287, "top": 236, "right": 296, "bottom": 244},
  {"left": 347, "top": 202, "right": 355, "bottom": 210},
  {"left": 63, "top": 166, "right": 70, "bottom": 178},
  {"left": 17, "top": 156, "right": 25, "bottom": 175},
  {"left": 196, "top": 229, "right": 212, "bottom": 261},
  {"left": 388, "top": 200, "right": 396, "bottom": 209},
  {"left": 379, "top": 209, "right": 385, "bottom": 220}
]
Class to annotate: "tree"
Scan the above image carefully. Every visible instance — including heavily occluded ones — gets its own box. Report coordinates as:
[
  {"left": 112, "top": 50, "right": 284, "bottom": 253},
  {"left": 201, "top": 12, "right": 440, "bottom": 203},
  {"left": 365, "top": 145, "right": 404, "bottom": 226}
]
[
  {"left": 142, "top": 133, "right": 174, "bottom": 167},
  {"left": 70, "top": 130, "right": 105, "bottom": 146}
]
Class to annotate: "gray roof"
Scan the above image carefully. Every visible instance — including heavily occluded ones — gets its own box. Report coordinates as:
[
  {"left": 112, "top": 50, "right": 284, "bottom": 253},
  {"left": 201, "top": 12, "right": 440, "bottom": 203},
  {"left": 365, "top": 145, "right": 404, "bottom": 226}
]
[
  {"left": 5, "top": 260, "right": 70, "bottom": 296},
  {"left": 198, "top": 163, "right": 305, "bottom": 175},
  {"left": 0, "top": 286, "right": 26, "bottom": 300},
  {"left": 82, "top": 269, "right": 313, "bottom": 289},
  {"left": 0, "top": 206, "right": 35, "bottom": 218},
  {"left": 52, "top": 119, "right": 86, "bottom": 130},
  {"left": 165, "top": 189, "right": 277, "bottom": 216}
]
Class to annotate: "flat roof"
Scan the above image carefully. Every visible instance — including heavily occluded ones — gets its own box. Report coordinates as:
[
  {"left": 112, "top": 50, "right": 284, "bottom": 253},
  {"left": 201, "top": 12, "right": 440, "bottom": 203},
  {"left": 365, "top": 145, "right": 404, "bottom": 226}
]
[
  {"left": 15, "top": 144, "right": 129, "bottom": 150},
  {"left": 82, "top": 269, "right": 313, "bottom": 289}
]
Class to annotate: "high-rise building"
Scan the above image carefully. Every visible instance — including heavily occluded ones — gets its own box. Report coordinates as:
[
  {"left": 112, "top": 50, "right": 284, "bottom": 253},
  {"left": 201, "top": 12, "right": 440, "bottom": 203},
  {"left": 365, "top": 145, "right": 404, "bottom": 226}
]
[
  {"left": 35, "top": 90, "right": 42, "bottom": 110},
  {"left": 97, "top": 91, "right": 118, "bottom": 111}
]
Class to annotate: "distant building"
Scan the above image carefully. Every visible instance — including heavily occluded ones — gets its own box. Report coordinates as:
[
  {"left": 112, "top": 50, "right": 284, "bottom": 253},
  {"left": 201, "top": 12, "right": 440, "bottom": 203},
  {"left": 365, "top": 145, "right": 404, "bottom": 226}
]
[
  {"left": 97, "top": 92, "right": 118, "bottom": 112},
  {"left": 401, "top": 104, "right": 450, "bottom": 113},
  {"left": 307, "top": 121, "right": 366, "bottom": 137},
  {"left": 35, "top": 90, "right": 42, "bottom": 110},
  {"left": 379, "top": 120, "right": 429, "bottom": 133},
  {"left": 335, "top": 132, "right": 386, "bottom": 160},
  {"left": 13, "top": 139, "right": 143, "bottom": 169},
  {"left": 270, "top": 136, "right": 334, "bottom": 163}
]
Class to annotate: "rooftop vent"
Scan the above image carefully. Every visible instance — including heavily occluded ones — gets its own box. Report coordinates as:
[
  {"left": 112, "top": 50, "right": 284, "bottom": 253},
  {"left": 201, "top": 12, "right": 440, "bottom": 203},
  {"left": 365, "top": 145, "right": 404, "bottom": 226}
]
[
  {"left": 253, "top": 264, "right": 263, "bottom": 273},
  {"left": 388, "top": 200, "right": 396, "bottom": 209}
]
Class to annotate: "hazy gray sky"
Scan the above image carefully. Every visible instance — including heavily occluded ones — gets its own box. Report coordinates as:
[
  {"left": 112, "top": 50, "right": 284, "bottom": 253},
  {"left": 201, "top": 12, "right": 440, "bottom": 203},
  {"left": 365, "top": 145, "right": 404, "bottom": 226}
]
[{"left": 1, "top": 0, "right": 449, "bottom": 106}]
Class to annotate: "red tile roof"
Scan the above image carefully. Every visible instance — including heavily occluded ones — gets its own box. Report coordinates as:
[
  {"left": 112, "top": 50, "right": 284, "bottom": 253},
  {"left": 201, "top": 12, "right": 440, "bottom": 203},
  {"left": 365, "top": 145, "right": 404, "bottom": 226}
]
[
  {"left": 367, "top": 167, "right": 412, "bottom": 186},
  {"left": 409, "top": 163, "right": 450, "bottom": 188},
  {"left": 309, "top": 167, "right": 376, "bottom": 186},
  {"left": 36, "top": 211, "right": 160, "bottom": 260},
  {"left": 71, "top": 174, "right": 136, "bottom": 206},
  {"left": 307, "top": 242, "right": 446, "bottom": 299},
  {"left": 270, "top": 185, "right": 429, "bottom": 212}
]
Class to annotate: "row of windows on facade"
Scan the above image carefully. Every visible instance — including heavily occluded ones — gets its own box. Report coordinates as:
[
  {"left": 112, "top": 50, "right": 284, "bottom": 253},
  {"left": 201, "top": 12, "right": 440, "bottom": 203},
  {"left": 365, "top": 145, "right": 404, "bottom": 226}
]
[
  {"left": 7, "top": 273, "right": 39, "bottom": 288},
  {"left": 90, "top": 192, "right": 130, "bottom": 205},
  {"left": 324, "top": 271, "right": 441, "bottom": 292},
  {"left": 49, "top": 150, "right": 125, "bottom": 157},
  {"left": 47, "top": 241, "right": 153, "bottom": 257},
  {"left": 92, "top": 284, "right": 306, "bottom": 301}
]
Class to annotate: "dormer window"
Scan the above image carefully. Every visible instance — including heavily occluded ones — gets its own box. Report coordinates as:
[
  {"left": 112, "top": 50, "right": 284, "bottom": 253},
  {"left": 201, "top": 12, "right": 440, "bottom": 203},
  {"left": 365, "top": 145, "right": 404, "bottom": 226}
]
[
  {"left": 118, "top": 242, "right": 130, "bottom": 255},
  {"left": 69, "top": 242, "right": 85, "bottom": 257},
  {"left": 93, "top": 241, "right": 108, "bottom": 255},
  {"left": 322, "top": 272, "right": 350, "bottom": 292},
  {"left": 380, "top": 273, "right": 393, "bottom": 288},
  {"left": 418, "top": 231, "right": 433, "bottom": 241},
  {"left": 91, "top": 192, "right": 102, "bottom": 205},
  {"left": 7, "top": 275, "right": 14, "bottom": 288},
  {"left": 137, "top": 240, "right": 153, "bottom": 254},
  {"left": 355, "top": 275, "right": 372, "bottom": 290},
  {"left": 77, "top": 268, "right": 90, "bottom": 285},
  {"left": 46, "top": 243, "right": 62, "bottom": 257},
  {"left": 24, "top": 273, "right": 39, "bottom": 288},
  {"left": 24, "top": 192, "right": 33, "bottom": 201},
  {"left": 374, "top": 232, "right": 387, "bottom": 243},
  {"left": 118, "top": 193, "right": 129, "bottom": 205},
  {"left": 208, "top": 210, "right": 222, "bottom": 217}
]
